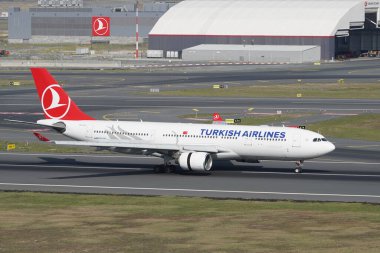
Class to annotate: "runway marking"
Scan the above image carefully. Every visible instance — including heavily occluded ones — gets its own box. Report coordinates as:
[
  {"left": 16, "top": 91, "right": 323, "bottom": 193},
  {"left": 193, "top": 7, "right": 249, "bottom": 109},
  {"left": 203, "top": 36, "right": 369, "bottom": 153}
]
[
  {"left": 0, "top": 164, "right": 145, "bottom": 171},
  {"left": 0, "top": 152, "right": 159, "bottom": 159},
  {"left": 86, "top": 106, "right": 380, "bottom": 111},
  {"left": 242, "top": 171, "right": 380, "bottom": 178},
  {"left": 0, "top": 128, "right": 44, "bottom": 134},
  {"left": 292, "top": 101, "right": 380, "bottom": 105},
  {"left": 27, "top": 129, "right": 50, "bottom": 132},
  {"left": 307, "top": 161, "right": 380, "bottom": 165},
  {"left": 323, "top": 113, "right": 358, "bottom": 116},
  {"left": 0, "top": 112, "right": 43, "bottom": 115},
  {"left": 346, "top": 145, "right": 380, "bottom": 149},
  {"left": 77, "top": 98, "right": 226, "bottom": 102},
  {"left": 263, "top": 160, "right": 380, "bottom": 165},
  {"left": 223, "top": 82, "right": 241, "bottom": 85},
  {"left": 139, "top": 111, "right": 161, "bottom": 114},
  {"left": 1, "top": 182, "right": 380, "bottom": 199},
  {"left": 1, "top": 103, "right": 379, "bottom": 111}
]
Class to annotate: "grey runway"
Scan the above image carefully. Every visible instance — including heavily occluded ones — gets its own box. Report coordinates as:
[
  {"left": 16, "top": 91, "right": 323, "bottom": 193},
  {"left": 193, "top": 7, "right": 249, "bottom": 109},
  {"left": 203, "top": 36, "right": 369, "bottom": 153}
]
[
  {"left": 0, "top": 150, "right": 379, "bottom": 203},
  {"left": 1, "top": 60, "right": 379, "bottom": 122},
  {"left": 2, "top": 59, "right": 380, "bottom": 86}
]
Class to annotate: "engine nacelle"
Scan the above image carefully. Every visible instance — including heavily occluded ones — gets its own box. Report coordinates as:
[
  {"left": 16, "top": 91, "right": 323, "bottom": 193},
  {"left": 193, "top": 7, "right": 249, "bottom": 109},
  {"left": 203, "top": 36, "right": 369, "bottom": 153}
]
[{"left": 178, "top": 152, "right": 213, "bottom": 171}]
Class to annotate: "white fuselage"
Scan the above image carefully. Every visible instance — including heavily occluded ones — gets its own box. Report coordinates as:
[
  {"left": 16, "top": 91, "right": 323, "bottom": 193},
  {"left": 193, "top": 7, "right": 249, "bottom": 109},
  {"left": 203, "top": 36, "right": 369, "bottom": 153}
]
[{"left": 40, "top": 119, "right": 335, "bottom": 161}]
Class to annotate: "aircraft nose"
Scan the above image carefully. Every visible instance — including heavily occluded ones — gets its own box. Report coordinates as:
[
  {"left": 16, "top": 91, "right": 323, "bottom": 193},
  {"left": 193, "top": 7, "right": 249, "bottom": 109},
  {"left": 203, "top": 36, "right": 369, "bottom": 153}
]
[{"left": 327, "top": 142, "right": 335, "bottom": 153}]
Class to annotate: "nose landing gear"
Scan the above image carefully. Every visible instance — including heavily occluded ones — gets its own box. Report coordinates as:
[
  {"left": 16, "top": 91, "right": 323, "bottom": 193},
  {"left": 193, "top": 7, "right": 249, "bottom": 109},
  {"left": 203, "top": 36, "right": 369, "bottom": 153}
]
[{"left": 294, "top": 160, "right": 304, "bottom": 174}]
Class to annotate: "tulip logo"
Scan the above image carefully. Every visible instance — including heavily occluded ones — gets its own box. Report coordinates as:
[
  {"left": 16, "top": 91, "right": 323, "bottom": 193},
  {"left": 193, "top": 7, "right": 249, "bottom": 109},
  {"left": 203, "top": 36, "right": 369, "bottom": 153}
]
[
  {"left": 92, "top": 17, "right": 110, "bottom": 36},
  {"left": 41, "top": 84, "right": 71, "bottom": 119}
]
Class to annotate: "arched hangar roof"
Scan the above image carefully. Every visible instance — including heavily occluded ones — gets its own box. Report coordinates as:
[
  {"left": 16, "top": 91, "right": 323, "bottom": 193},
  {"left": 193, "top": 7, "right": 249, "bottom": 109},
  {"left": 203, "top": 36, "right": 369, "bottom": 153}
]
[{"left": 149, "top": 0, "right": 365, "bottom": 37}]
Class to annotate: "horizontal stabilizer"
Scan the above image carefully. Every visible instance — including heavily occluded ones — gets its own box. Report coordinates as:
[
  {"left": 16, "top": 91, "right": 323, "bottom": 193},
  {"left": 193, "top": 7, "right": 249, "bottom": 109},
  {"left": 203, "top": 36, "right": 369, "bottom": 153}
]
[
  {"left": 4, "top": 119, "right": 65, "bottom": 130},
  {"left": 4, "top": 119, "right": 40, "bottom": 126},
  {"left": 33, "top": 132, "right": 50, "bottom": 142}
]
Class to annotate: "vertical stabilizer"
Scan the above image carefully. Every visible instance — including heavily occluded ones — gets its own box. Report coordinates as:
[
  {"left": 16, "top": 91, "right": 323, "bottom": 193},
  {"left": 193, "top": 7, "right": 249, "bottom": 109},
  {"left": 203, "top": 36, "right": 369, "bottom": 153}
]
[
  {"left": 30, "top": 68, "right": 94, "bottom": 120},
  {"left": 212, "top": 112, "right": 226, "bottom": 125}
]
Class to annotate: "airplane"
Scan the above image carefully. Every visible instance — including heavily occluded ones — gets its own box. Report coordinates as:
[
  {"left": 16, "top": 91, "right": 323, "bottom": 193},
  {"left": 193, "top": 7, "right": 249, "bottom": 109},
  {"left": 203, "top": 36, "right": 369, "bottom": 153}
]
[
  {"left": 6, "top": 68, "right": 335, "bottom": 174},
  {"left": 212, "top": 112, "right": 226, "bottom": 125}
]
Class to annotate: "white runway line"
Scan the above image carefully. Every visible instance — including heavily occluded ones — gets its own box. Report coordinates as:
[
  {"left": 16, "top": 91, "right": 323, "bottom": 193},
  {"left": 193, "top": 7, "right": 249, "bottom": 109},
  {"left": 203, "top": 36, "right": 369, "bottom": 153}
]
[
  {"left": 0, "top": 152, "right": 159, "bottom": 159},
  {"left": 1, "top": 163, "right": 379, "bottom": 178},
  {"left": 346, "top": 145, "right": 380, "bottom": 148},
  {"left": 242, "top": 171, "right": 380, "bottom": 178},
  {"left": 0, "top": 164, "right": 145, "bottom": 171},
  {"left": 308, "top": 161, "right": 380, "bottom": 165},
  {"left": 263, "top": 159, "right": 380, "bottom": 165},
  {"left": 1, "top": 182, "right": 380, "bottom": 199},
  {"left": 1, "top": 103, "right": 379, "bottom": 111}
]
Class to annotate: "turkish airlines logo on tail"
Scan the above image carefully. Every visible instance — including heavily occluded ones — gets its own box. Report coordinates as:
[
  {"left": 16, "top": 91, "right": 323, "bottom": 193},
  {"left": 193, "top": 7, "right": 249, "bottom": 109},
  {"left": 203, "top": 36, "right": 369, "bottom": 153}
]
[
  {"left": 92, "top": 17, "right": 110, "bottom": 36},
  {"left": 213, "top": 113, "right": 223, "bottom": 121},
  {"left": 41, "top": 84, "right": 71, "bottom": 119}
]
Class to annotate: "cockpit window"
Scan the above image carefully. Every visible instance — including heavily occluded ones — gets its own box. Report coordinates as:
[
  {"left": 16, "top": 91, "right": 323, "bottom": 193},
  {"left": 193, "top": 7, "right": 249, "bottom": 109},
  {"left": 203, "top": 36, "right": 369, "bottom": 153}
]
[{"left": 313, "top": 138, "right": 327, "bottom": 142}]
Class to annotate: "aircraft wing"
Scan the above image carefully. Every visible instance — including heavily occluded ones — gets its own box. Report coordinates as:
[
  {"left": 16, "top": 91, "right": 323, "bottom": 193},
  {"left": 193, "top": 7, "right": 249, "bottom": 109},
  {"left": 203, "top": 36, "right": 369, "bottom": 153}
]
[{"left": 54, "top": 140, "right": 228, "bottom": 154}]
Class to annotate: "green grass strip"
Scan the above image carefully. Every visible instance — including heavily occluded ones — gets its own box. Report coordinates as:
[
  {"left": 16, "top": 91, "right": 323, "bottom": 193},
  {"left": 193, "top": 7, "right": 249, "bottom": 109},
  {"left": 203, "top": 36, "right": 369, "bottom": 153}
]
[
  {"left": 151, "top": 83, "right": 380, "bottom": 99},
  {"left": 0, "top": 140, "right": 102, "bottom": 153},
  {"left": 1, "top": 191, "right": 380, "bottom": 253},
  {"left": 308, "top": 114, "right": 380, "bottom": 141}
]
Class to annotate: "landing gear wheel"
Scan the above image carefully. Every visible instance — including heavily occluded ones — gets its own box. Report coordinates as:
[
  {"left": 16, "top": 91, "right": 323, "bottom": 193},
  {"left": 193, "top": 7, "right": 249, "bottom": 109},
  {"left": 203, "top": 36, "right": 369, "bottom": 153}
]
[
  {"left": 167, "top": 165, "right": 176, "bottom": 173},
  {"left": 294, "top": 160, "right": 304, "bottom": 174},
  {"left": 153, "top": 165, "right": 176, "bottom": 173},
  {"left": 154, "top": 165, "right": 165, "bottom": 173}
]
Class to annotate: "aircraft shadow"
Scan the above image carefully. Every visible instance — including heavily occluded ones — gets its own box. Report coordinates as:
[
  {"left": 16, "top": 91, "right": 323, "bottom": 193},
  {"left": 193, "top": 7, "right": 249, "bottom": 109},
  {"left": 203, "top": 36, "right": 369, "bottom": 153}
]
[
  {"left": 211, "top": 160, "right": 330, "bottom": 174},
  {"left": 49, "top": 170, "right": 154, "bottom": 179},
  {"left": 40, "top": 158, "right": 331, "bottom": 180},
  {"left": 39, "top": 156, "right": 157, "bottom": 169}
]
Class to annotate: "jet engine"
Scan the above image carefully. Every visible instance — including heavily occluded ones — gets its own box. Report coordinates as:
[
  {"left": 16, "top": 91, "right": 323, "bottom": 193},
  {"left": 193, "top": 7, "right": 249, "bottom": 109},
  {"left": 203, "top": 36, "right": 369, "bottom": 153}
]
[{"left": 178, "top": 152, "right": 213, "bottom": 171}]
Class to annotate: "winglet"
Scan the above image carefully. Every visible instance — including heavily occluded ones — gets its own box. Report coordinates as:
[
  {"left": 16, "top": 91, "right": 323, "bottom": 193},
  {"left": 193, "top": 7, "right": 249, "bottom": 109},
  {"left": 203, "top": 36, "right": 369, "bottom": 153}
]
[
  {"left": 30, "top": 68, "right": 94, "bottom": 120},
  {"left": 33, "top": 132, "right": 50, "bottom": 142}
]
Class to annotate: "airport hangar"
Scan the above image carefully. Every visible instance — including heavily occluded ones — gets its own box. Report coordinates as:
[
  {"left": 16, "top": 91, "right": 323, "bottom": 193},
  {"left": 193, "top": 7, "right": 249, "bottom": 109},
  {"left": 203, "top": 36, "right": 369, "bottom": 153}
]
[
  {"left": 7, "top": 2, "right": 173, "bottom": 44},
  {"left": 148, "top": 0, "right": 380, "bottom": 63}
]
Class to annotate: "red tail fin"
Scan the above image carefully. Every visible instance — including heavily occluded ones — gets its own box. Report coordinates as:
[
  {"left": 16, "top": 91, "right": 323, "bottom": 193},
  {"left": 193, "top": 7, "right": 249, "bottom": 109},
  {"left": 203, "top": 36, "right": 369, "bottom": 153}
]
[
  {"left": 213, "top": 113, "right": 223, "bottom": 122},
  {"left": 30, "top": 68, "right": 94, "bottom": 120}
]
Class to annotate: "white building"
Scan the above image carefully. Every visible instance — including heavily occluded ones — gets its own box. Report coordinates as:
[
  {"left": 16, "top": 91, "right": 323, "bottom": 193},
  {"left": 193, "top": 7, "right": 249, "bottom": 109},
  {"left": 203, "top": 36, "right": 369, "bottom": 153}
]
[{"left": 149, "top": 0, "right": 379, "bottom": 61}]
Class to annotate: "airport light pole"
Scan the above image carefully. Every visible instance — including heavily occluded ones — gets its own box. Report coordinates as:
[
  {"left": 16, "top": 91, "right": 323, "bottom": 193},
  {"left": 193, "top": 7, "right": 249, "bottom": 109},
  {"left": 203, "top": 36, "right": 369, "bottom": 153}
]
[{"left": 135, "top": 1, "right": 139, "bottom": 60}]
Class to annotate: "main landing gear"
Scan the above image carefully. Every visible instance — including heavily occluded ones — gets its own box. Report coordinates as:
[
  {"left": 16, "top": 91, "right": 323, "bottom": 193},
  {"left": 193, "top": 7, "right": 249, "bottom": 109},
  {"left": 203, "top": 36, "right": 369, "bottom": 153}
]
[
  {"left": 154, "top": 164, "right": 176, "bottom": 173},
  {"left": 294, "top": 160, "right": 304, "bottom": 174},
  {"left": 154, "top": 156, "right": 176, "bottom": 173}
]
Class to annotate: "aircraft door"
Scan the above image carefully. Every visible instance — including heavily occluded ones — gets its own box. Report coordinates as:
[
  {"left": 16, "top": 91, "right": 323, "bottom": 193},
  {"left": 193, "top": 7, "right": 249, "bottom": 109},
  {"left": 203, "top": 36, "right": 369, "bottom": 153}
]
[
  {"left": 84, "top": 125, "right": 93, "bottom": 140},
  {"left": 292, "top": 131, "right": 302, "bottom": 148},
  {"left": 243, "top": 137, "right": 252, "bottom": 147}
]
